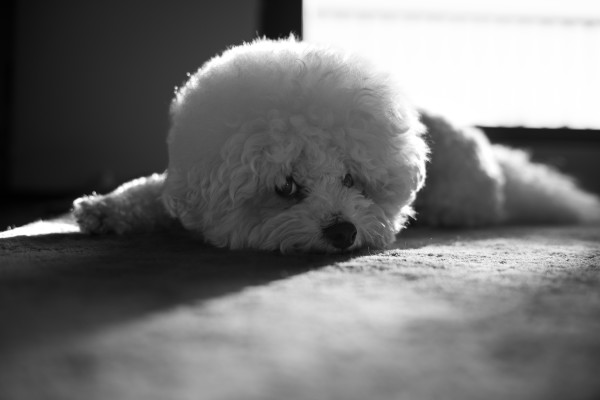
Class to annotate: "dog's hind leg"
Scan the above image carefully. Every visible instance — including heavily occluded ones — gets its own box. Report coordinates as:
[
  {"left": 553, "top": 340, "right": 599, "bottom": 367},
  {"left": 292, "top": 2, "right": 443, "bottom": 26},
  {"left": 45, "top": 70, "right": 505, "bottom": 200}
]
[
  {"left": 493, "top": 145, "right": 600, "bottom": 224},
  {"left": 414, "top": 113, "right": 506, "bottom": 227},
  {"left": 73, "top": 172, "right": 177, "bottom": 234}
]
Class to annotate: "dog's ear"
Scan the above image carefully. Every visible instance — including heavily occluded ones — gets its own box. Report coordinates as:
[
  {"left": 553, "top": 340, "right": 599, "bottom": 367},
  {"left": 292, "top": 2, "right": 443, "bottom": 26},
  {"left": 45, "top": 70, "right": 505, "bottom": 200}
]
[
  {"left": 161, "top": 159, "right": 260, "bottom": 235},
  {"left": 213, "top": 131, "right": 270, "bottom": 208},
  {"left": 224, "top": 163, "right": 260, "bottom": 207},
  {"left": 161, "top": 165, "right": 212, "bottom": 232}
]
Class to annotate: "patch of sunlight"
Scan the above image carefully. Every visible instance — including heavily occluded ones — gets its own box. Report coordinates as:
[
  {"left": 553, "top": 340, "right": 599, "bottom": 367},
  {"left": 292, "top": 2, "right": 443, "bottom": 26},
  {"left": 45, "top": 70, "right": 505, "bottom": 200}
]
[
  {"left": 0, "top": 219, "right": 79, "bottom": 238},
  {"left": 304, "top": 0, "right": 600, "bottom": 129}
]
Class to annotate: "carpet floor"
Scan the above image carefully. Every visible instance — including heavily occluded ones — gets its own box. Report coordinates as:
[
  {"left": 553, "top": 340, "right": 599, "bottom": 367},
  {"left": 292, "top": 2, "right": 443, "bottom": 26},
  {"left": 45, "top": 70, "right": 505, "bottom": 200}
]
[{"left": 1, "top": 216, "right": 599, "bottom": 400}]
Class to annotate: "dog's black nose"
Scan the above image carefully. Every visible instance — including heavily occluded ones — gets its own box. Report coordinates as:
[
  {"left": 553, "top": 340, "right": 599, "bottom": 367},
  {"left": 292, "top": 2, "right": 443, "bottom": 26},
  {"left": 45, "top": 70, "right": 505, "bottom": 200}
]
[{"left": 322, "top": 221, "right": 357, "bottom": 250}]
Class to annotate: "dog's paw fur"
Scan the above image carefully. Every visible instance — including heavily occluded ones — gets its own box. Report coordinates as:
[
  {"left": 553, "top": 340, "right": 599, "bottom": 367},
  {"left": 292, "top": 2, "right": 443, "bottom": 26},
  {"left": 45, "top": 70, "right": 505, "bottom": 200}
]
[
  {"left": 73, "top": 195, "right": 125, "bottom": 234},
  {"left": 73, "top": 173, "right": 175, "bottom": 235}
]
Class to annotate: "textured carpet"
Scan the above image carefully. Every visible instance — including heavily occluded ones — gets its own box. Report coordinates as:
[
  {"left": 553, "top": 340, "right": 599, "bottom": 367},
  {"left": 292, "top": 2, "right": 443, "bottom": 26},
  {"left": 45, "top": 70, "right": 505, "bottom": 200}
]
[{"left": 1, "top": 217, "right": 599, "bottom": 400}]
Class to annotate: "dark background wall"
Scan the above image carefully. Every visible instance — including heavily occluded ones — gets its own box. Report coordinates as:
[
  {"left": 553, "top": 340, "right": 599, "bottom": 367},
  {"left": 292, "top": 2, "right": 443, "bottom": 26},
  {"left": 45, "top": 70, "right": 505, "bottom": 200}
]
[
  {"left": 5, "top": 0, "right": 261, "bottom": 195},
  {"left": 0, "top": 0, "right": 300, "bottom": 227},
  {"left": 0, "top": 1, "right": 15, "bottom": 197},
  {"left": 1, "top": 0, "right": 302, "bottom": 198}
]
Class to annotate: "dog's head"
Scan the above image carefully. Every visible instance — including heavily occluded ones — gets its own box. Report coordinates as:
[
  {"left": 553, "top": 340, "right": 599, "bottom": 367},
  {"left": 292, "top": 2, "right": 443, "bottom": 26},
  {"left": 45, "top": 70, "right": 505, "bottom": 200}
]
[{"left": 163, "top": 38, "right": 428, "bottom": 253}]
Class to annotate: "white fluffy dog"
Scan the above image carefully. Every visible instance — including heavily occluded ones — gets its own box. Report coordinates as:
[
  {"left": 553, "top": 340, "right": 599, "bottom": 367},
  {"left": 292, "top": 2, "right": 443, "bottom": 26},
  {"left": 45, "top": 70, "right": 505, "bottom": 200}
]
[{"left": 74, "top": 37, "right": 600, "bottom": 253}]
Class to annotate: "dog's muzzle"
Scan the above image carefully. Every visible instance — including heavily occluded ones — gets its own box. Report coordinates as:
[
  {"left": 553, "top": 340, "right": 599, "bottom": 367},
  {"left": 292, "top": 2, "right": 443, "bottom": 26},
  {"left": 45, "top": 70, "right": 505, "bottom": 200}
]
[{"left": 322, "top": 221, "right": 357, "bottom": 250}]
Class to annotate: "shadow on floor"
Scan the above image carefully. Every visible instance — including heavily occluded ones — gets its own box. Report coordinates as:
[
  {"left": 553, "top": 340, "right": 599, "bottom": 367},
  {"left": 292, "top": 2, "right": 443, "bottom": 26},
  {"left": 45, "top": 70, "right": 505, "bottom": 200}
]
[{"left": 0, "top": 230, "right": 352, "bottom": 354}]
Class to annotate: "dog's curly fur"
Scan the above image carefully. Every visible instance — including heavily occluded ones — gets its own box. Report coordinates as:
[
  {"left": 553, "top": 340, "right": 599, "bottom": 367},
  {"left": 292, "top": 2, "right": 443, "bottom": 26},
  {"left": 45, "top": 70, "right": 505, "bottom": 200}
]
[{"left": 74, "top": 37, "right": 600, "bottom": 253}]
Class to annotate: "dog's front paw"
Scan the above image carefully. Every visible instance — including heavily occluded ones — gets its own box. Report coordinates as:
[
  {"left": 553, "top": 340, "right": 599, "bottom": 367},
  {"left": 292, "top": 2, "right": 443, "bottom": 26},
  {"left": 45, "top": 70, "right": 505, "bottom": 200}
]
[{"left": 73, "top": 195, "right": 125, "bottom": 234}]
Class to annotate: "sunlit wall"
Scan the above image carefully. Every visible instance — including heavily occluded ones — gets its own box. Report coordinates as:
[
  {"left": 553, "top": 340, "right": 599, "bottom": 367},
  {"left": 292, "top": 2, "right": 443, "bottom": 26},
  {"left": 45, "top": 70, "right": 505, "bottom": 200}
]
[{"left": 304, "top": 0, "right": 600, "bottom": 129}]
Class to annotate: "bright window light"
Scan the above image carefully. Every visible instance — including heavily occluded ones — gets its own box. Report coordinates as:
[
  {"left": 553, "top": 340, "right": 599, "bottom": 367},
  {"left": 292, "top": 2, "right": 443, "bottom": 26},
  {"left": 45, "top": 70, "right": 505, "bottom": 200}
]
[{"left": 304, "top": 0, "right": 600, "bottom": 129}]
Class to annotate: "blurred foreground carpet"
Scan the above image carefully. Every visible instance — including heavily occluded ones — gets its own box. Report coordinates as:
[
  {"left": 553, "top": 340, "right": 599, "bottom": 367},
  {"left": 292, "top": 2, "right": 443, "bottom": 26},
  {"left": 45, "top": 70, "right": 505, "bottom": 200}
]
[{"left": 1, "top": 216, "right": 599, "bottom": 400}]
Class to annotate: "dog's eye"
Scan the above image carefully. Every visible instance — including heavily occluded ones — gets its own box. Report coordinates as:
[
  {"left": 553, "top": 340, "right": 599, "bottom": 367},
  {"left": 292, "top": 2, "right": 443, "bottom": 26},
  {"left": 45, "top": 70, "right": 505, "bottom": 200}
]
[
  {"left": 342, "top": 173, "right": 354, "bottom": 188},
  {"left": 276, "top": 176, "right": 299, "bottom": 198}
]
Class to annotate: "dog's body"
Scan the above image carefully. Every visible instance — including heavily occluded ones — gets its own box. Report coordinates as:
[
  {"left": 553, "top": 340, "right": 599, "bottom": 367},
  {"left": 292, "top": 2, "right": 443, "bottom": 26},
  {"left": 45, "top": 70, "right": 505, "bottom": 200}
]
[{"left": 74, "top": 38, "right": 600, "bottom": 253}]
